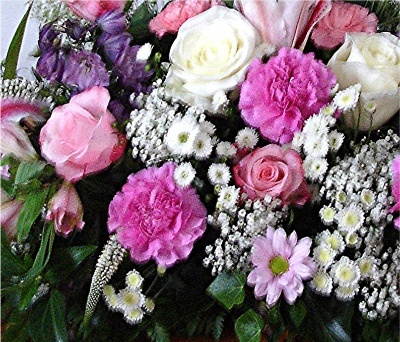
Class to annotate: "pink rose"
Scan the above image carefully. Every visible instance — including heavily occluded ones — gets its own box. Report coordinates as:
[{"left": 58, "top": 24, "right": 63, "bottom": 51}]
[
  {"left": 311, "top": 2, "right": 378, "bottom": 50},
  {"left": 40, "top": 86, "right": 126, "bottom": 182},
  {"left": 149, "top": 0, "right": 223, "bottom": 38},
  {"left": 63, "top": 0, "right": 126, "bottom": 21},
  {"left": 233, "top": 144, "right": 311, "bottom": 206},
  {"left": 234, "top": 0, "right": 331, "bottom": 50},
  {"left": 108, "top": 162, "right": 207, "bottom": 267},
  {"left": 46, "top": 181, "right": 85, "bottom": 237}
]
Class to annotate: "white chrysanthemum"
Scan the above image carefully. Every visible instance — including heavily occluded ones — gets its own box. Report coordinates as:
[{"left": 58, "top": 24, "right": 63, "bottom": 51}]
[
  {"left": 319, "top": 104, "right": 337, "bottom": 117},
  {"left": 357, "top": 256, "right": 375, "bottom": 279},
  {"left": 217, "top": 186, "right": 240, "bottom": 209},
  {"left": 126, "top": 270, "right": 144, "bottom": 290},
  {"left": 117, "top": 289, "right": 145, "bottom": 312},
  {"left": 193, "top": 131, "right": 213, "bottom": 159},
  {"left": 313, "top": 245, "right": 337, "bottom": 268},
  {"left": 124, "top": 308, "right": 145, "bottom": 325},
  {"left": 143, "top": 298, "right": 155, "bottom": 313},
  {"left": 319, "top": 206, "right": 336, "bottom": 225},
  {"left": 335, "top": 284, "right": 359, "bottom": 301},
  {"left": 208, "top": 163, "right": 231, "bottom": 186},
  {"left": 216, "top": 141, "right": 237, "bottom": 158},
  {"left": 291, "top": 132, "right": 304, "bottom": 151},
  {"left": 363, "top": 101, "right": 376, "bottom": 114},
  {"left": 335, "top": 191, "right": 347, "bottom": 203},
  {"left": 174, "top": 162, "right": 196, "bottom": 188},
  {"left": 235, "top": 127, "right": 259, "bottom": 149},
  {"left": 303, "top": 115, "right": 329, "bottom": 137},
  {"left": 316, "top": 230, "right": 345, "bottom": 253},
  {"left": 338, "top": 205, "right": 364, "bottom": 233},
  {"left": 333, "top": 84, "right": 361, "bottom": 111},
  {"left": 304, "top": 157, "right": 328, "bottom": 181},
  {"left": 165, "top": 116, "right": 200, "bottom": 155},
  {"left": 137, "top": 43, "right": 153, "bottom": 61},
  {"left": 303, "top": 135, "right": 329, "bottom": 158},
  {"left": 199, "top": 121, "right": 216, "bottom": 136},
  {"left": 331, "top": 256, "right": 360, "bottom": 287},
  {"left": 309, "top": 271, "right": 333, "bottom": 295},
  {"left": 328, "top": 131, "right": 344, "bottom": 152},
  {"left": 103, "top": 285, "right": 119, "bottom": 311},
  {"left": 345, "top": 232, "right": 359, "bottom": 247},
  {"left": 360, "top": 189, "right": 375, "bottom": 209}
]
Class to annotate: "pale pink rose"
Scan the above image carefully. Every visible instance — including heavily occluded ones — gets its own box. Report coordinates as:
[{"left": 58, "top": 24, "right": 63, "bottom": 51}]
[
  {"left": 39, "top": 86, "right": 126, "bottom": 182},
  {"left": 1, "top": 189, "right": 23, "bottom": 242},
  {"left": 234, "top": 0, "right": 331, "bottom": 50},
  {"left": 46, "top": 181, "right": 85, "bottom": 237},
  {"left": 311, "top": 2, "right": 378, "bottom": 50},
  {"left": 63, "top": 0, "right": 127, "bottom": 21},
  {"left": 149, "top": 0, "right": 223, "bottom": 38},
  {"left": 233, "top": 144, "right": 311, "bottom": 206}
]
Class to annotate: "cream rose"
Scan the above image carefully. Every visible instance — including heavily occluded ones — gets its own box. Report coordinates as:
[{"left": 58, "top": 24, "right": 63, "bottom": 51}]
[
  {"left": 328, "top": 32, "right": 400, "bottom": 131},
  {"left": 164, "top": 6, "right": 273, "bottom": 113}
]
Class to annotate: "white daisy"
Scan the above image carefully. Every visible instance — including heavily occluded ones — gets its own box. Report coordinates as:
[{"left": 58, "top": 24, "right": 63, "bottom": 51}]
[
  {"left": 319, "top": 104, "right": 337, "bottom": 117},
  {"left": 174, "top": 162, "right": 196, "bottom": 188},
  {"left": 199, "top": 121, "right": 216, "bottom": 136},
  {"left": 117, "top": 288, "right": 145, "bottom": 312},
  {"left": 103, "top": 285, "right": 119, "bottom": 311},
  {"left": 124, "top": 308, "right": 145, "bottom": 325},
  {"left": 208, "top": 163, "right": 231, "bottom": 186},
  {"left": 313, "top": 245, "right": 337, "bottom": 268},
  {"left": 345, "top": 232, "right": 359, "bottom": 247},
  {"left": 333, "top": 84, "right": 361, "bottom": 111},
  {"left": 235, "top": 127, "right": 259, "bottom": 149},
  {"left": 357, "top": 256, "right": 375, "bottom": 279},
  {"left": 316, "top": 230, "right": 345, "bottom": 253},
  {"left": 216, "top": 141, "right": 237, "bottom": 158},
  {"left": 331, "top": 256, "right": 360, "bottom": 287},
  {"left": 335, "top": 190, "right": 347, "bottom": 203},
  {"left": 303, "top": 115, "right": 329, "bottom": 137},
  {"left": 217, "top": 186, "right": 240, "bottom": 209},
  {"left": 165, "top": 116, "right": 200, "bottom": 155},
  {"left": 363, "top": 101, "right": 376, "bottom": 114},
  {"left": 303, "top": 135, "right": 329, "bottom": 158},
  {"left": 291, "top": 132, "right": 304, "bottom": 151},
  {"left": 360, "top": 189, "right": 375, "bottom": 209},
  {"left": 212, "top": 90, "right": 229, "bottom": 112},
  {"left": 328, "top": 131, "right": 344, "bottom": 152},
  {"left": 335, "top": 284, "right": 359, "bottom": 301},
  {"left": 143, "top": 298, "right": 155, "bottom": 313},
  {"left": 125, "top": 270, "right": 144, "bottom": 290},
  {"left": 304, "top": 157, "right": 328, "bottom": 181},
  {"left": 338, "top": 205, "right": 364, "bottom": 233},
  {"left": 193, "top": 131, "right": 213, "bottom": 159},
  {"left": 319, "top": 206, "right": 336, "bottom": 225},
  {"left": 309, "top": 271, "right": 333, "bottom": 296}
]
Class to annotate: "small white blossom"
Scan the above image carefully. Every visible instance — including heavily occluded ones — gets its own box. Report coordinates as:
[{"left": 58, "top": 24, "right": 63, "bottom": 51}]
[
  {"left": 136, "top": 43, "right": 153, "bottom": 61},
  {"left": 304, "top": 157, "right": 328, "bottom": 181},
  {"left": 319, "top": 104, "right": 337, "bottom": 117},
  {"left": 103, "top": 285, "right": 119, "bottom": 311},
  {"left": 316, "top": 230, "right": 345, "bottom": 253},
  {"left": 357, "top": 256, "right": 375, "bottom": 279},
  {"left": 333, "top": 84, "right": 361, "bottom": 111},
  {"left": 126, "top": 270, "right": 144, "bottom": 290},
  {"left": 313, "top": 245, "right": 337, "bottom": 268},
  {"left": 193, "top": 131, "right": 213, "bottom": 159},
  {"left": 124, "top": 308, "right": 145, "bottom": 325},
  {"left": 218, "top": 186, "right": 240, "bottom": 209},
  {"left": 331, "top": 256, "right": 360, "bottom": 287},
  {"left": 303, "top": 135, "right": 329, "bottom": 158},
  {"left": 174, "top": 162, "right": 196, "bottom": 188},
  {"left": 199, "top": 121, "right": 216, "bottom": 136},
  {"left": 117, "top": 288, "right": 145, "bottom": 312},
  {"left": 208, "top": 163, "right": 231, "bottom": 186},
  {"left": 235, "top": 127, "right": 259, "bottom": 149},
  {"left": 328, "top": 131, "right": 344, "bottom": 152},
  {"left": 303, "top": 115, "right": 329, "bottom": 137},
  {"left": 338, "top": 205, "right": 364, "bottom": 234},
  {"left": 319, "top": 206, "right": 336, "bottom": 225},
  {"left": 335, "top": 284, "right": 359, "bottom": 300},
  {"left": 165, "top": 116, "right": 200, "bottom": 156},
  {"left": 291, "top": 132, "right": 304, "bottom": 151},
  {"left": 216, "top": 141, "right": 237, "bottom": 158},
  {"left": 310, "top": 271, "right": 333, "bottom": 295}
]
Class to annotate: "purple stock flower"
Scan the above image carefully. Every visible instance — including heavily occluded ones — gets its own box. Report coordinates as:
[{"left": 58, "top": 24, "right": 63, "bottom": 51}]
[
  {"left": 38, "top": 23, "right": 59, "bottom": 51},
  {"left": 64, "top": 19, "right": 89, "bottom": 41},
  {"left": 98, "top": 32, "right": 131, "bottom": 63},
  {"left": 36, "top": 49, "right": 65, "bottom": 82},
  {"left": 61, "top": 50, "right": 109, "bottom": 91},
  {"left": 96, "top": 10, "right": 127, "bottom": 35}
]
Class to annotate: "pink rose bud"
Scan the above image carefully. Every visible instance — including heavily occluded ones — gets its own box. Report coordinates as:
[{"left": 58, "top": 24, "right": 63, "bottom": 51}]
[
  {"left": 233, "top": 144, "right": 311, "bottom": 206},
  {"left": 149, "top": 0, "right": 223, "bottom": 38},
  {"left": 63, "top": 0, "right": 127, "bottom": 22},
  {"left": 46, "top": 181, "right": 85, "bottom": 237},
  {"left": 1, "top": 189, "right": 24, "bottom": 242},
  {"left": 39, "top": 86, "right": 126, "bottom": 182}
]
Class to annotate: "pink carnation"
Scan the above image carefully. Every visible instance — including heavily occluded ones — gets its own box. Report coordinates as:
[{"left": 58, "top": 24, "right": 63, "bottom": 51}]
[
  {"left": 311, "top": 2, "right": 378, "bottom": 50},
  {"left": 63, "top": 0, "right": 126, "bottom": 22},
  {"left": 239, "top": 48, "right": 336, "bottom": 144},
  {"left": 108, "top": 162, "right": 207, "bottom": 267},
  {"left": 248, "top": 227, "right": 316, "bottom": 307},
  {"left": 389, "top": 156, "right": 400, "bottom": 229},
  {"left": 149, "top": 0, "right": 223, "bottom": 38}
]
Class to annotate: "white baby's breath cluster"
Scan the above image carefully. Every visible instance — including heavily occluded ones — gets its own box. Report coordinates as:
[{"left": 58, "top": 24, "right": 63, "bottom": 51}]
[
  {"left": 28, "top": 0, "right": 84, "bottom": 24},
  {"left": 310, "top": 131, "right": 400, "bottom": 320},
  {"left": 103, "top": 269, "right": 154, "bottom": 325},
  {"left": 204, "top": 191, "right": 289, "bottom": 275},
  {"left": 126, "top": 80, "right": 217, "bottom": 166},
  {"left": 291, "top": 102, "right": 344, "bottom": 184}
]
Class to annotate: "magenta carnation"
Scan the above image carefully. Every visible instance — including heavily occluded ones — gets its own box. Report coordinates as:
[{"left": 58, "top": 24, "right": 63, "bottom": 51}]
[
  {"left": 239, "top": 48, "right": 336, "bottom": 144},
  {"left": 389, "top": 156, "right": 400, "bottom": 229},
  {"left": 108, "top": 162, "right": 207, "bottom": 267},
  {"left": 248, "top": 227, "right": 316, "bottom": 307}
]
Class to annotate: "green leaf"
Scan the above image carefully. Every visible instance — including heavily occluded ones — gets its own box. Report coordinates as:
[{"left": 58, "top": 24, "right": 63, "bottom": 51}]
[
  {"left": 235, "top": 309, "right": 264, "bottom": 342},
  {"left": 15, "top": 160, "right": 47, "bottom": 185},
  {"left": 16, "top": 188, "right": 49, "bottom": 242},
  {"left": 128, "top": 3, "right": 154, "bottom": 44},
  {"left": 18, "top": 277, "right": 41, "bottom": 310},
  {"left": 2, "top": 310, "right": 29, "bottom": 342},
  {"left": 3, "top": 2, "right": 33, "bottom": 79},
  {"left": 207, "top": 271, "right": 246, "bottom": 310},
  {"left": 147, "top": 322, "right": 170, "bottom": 342},
  {"left": 28, "top": 296, "right": 54, "bottom": 342},
  {"left": 49, "top": 290, "right": 68, "bottom": 342},
  {"left": 288, "top": 299, "right": 307, "bottom": 328},
  {"left": 210, "top": 315, "right": 225, "bottom": 341},
  {"left": 1, "top": 229, "right": 31, "bottom": 277}
]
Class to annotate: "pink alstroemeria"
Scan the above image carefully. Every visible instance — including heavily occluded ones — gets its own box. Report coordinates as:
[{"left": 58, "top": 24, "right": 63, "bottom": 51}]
[
  {"left": 46, "top": 181, "right": 85, "bottom": 237},
  {"left": 1, "top": 189, "right": 24, "bottom": 241},
  {"left": 234, "top": 0, "right": 332, "bottom": 50}
]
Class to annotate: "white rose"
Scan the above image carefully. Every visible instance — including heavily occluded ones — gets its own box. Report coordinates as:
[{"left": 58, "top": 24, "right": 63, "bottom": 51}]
[
  {"left": 328, "top": 32, "right": 400, "bottom": 131},
  {"left": 164, "top": 6, "right": 273, "bottom": 113}
]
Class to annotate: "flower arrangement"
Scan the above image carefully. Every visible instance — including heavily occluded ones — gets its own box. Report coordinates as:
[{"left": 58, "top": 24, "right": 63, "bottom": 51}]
[{"left": 1, "top": 0, "right": 399, "bottom": 341}]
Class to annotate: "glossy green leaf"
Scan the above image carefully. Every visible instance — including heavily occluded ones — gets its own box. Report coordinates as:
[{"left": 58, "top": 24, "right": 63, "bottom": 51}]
[
  {"left": 207, "top": 270, "right": 246, "bottom": 310},
  {"left": 1, "top": 230, "right": 30, "bottom": 277},
  {"left": 18, "top": 277, "right": 41, "bottom": 310},
  {"left": 2, "top": 310, "right": 29, "bottom": 342},
  {"left": 3, "top": 2, "right": 32, "bottom": 79},
  {"left": 235, "top": 309, "right": 264, "bottom": 342},
  {"left": 128, "top": 3, "right": 154, "bottom": 44},
  {"left": 28, "top": 296, "right": 54, "bottom": 342},
  {"left": 50, "top": 290, "right": 68, "bottom": 342},
  {"left": 15, "top": 160, "right": 47, "bottom": 185},
  {"left": 288, "top": 299, "right": 307, "bottom": 328},
  {"left": 16, "top": 188, "right": 49, "bottom": 242}
]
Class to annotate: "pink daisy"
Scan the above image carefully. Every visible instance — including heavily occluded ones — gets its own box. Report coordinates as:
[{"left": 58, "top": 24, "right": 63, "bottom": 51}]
[{"left": 247, "top": 227, "right": 316, "bottom": 306}]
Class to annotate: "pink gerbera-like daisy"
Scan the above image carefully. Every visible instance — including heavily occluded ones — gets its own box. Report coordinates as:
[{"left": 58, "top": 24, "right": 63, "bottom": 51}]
[{"left": 248, "top": 227, "right": 316, "bottom": 306}]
